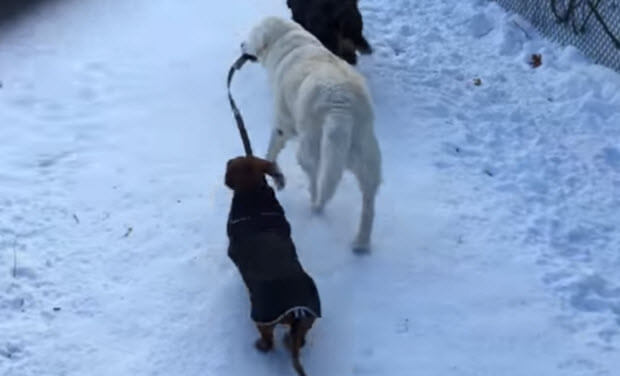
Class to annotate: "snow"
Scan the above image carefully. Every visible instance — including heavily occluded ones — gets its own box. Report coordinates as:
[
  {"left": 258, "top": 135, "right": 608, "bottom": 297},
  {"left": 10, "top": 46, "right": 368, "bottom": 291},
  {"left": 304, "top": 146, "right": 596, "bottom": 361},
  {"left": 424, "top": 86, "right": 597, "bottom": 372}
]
[{"left": 1, "top": 0, "right": 619, "bottom": 375}]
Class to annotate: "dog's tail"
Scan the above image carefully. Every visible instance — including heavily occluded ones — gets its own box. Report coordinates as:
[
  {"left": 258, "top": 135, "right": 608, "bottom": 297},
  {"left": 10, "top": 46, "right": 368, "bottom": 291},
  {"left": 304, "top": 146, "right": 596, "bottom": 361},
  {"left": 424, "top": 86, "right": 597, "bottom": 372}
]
[
  {"left": 290, "top": 319, "right": 308, "bottom": 376},
  {"left": 314, "top": 110, "right": 353, "bottom": 211}
]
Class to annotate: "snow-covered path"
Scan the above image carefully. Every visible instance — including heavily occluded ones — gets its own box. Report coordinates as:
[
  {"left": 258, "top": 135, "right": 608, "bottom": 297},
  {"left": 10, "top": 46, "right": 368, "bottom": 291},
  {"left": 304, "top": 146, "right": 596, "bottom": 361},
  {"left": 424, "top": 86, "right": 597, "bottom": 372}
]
[{"left": 1, "top": 0, "right": 619, "bottom": 375}]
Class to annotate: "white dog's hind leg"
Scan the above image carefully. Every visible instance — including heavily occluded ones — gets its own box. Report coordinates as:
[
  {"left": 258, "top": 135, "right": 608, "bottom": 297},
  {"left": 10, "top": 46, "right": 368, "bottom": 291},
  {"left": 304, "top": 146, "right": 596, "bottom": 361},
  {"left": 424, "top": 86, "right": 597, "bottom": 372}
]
[
  {"left": 313, "top": 111, "right": 353, "bottom": 212},
  {"left": 297, "top": 129, "right": 321, "bottom": 203},
  {"left": 350, "top": 138, "right": 381, "bottom": 253},
  {"left": 353, "top": 189, "right": 377, "bottom": 253}
]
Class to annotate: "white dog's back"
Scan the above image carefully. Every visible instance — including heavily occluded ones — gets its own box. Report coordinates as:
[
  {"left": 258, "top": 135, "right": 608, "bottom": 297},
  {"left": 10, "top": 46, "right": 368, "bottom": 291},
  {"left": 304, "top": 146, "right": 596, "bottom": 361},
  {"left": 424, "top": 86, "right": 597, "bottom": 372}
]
[{"left": 244, "top": 17, "right": 381, "bottom": 251}]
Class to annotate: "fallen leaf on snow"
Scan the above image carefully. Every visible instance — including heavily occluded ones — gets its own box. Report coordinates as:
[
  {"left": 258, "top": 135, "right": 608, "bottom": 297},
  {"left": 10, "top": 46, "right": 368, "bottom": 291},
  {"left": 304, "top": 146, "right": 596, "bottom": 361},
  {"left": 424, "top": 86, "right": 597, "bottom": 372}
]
[
  {"left": 122, "top": 227, "right": 133, "bottom": 238},
  {"left": 529, "top": 54, "right": 542, "bottom": 68}
]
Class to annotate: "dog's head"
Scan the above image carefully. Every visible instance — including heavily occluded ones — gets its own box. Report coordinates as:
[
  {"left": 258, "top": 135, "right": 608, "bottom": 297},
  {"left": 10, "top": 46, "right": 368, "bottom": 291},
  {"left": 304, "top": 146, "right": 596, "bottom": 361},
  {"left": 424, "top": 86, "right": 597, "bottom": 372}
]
[
  {"left": 225, "top": 156, "right": 285, "bottom": 192},
  {"left": 241, "top": 17, "right": 299, "bottom": 61}
]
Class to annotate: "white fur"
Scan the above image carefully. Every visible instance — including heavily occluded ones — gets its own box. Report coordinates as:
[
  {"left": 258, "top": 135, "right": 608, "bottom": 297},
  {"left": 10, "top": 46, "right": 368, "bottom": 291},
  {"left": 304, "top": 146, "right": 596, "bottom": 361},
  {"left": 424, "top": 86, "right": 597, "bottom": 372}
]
[{"left": 243, "top": 17, "right": 382, "bottom": 251}]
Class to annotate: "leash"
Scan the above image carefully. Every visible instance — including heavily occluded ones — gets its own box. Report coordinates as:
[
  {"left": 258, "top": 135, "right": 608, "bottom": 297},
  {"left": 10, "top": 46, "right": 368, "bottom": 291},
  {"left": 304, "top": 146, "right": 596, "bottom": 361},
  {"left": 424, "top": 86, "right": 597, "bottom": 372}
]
[{"left": 227, "top": 53, "right": 258, "bottom": 156}]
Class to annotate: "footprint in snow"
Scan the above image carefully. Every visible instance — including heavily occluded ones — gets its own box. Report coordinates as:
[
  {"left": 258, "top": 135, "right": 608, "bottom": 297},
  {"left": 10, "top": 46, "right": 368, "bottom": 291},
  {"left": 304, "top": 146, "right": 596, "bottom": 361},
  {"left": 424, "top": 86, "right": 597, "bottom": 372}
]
[
  {"left": 597, "top": 146, "right": 620, "bottom": 172},
  {"left": 0, "top": 342, "right": 25, "bottom": 360},
  {"left": 568, "top": 275, "right": 620, "bottom": 314},
  {"left": 37, "top": 150, "right": 74, "bottom": 169},
  {"left": 468, "top": 12, "right": 495, "bottom": 38},
  {"left": 76, "top": 61, "right": 112, "bottom": 104}
]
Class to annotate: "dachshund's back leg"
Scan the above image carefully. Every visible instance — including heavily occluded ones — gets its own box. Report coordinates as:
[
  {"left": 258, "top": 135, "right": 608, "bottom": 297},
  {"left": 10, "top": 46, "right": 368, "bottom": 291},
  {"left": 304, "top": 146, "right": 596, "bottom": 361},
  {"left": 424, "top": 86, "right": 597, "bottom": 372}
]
[
  {"left": 255, "top": 323, "right": 275, "bottom": 352},
  {"left": 285, "top": 317, "right": 315, "bottom": 376}
]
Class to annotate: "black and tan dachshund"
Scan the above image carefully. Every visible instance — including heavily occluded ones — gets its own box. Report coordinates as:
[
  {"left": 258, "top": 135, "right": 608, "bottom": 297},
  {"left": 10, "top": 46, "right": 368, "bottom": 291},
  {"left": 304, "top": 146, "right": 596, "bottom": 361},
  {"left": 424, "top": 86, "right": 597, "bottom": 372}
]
[
  {"left": 287, "top": 0, "right": 372, "bottom": 64},
  {"left": 225, "top": 156, "right": 321, "bottom": 376}
]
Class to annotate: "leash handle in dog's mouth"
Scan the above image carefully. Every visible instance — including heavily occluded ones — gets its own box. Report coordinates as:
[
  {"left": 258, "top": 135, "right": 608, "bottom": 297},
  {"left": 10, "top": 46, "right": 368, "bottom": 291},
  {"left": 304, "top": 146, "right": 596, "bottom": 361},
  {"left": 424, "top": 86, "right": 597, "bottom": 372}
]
[{"left": 227, "top": 53, "right": 258, "bottom": 157}]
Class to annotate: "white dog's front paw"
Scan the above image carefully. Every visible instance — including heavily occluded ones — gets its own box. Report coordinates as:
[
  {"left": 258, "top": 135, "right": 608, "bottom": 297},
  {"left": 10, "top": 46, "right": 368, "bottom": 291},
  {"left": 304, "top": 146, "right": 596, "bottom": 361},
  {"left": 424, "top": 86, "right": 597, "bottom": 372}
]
[
  {"left": 352, "top": 242, "right": 371, "bottom": 255},
  {"left": 271, "top": 164, "right": 286, "bottom": 190},
  {"left": 352, "top": 235, "right": 371, "bottom": 254},
  {"left": 273, "top": 174, "right": 285, "bottom": 190}
]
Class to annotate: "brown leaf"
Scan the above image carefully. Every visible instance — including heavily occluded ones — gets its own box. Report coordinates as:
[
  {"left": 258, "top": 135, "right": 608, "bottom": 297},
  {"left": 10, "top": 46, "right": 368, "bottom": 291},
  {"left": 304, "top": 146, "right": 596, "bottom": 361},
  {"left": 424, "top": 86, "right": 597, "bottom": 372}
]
[
  {"left": 529, "top": 54, "right": 542, "bottom": 68},
  {"left": 473, "top": 78, "right": 482, "bottom": 86}
]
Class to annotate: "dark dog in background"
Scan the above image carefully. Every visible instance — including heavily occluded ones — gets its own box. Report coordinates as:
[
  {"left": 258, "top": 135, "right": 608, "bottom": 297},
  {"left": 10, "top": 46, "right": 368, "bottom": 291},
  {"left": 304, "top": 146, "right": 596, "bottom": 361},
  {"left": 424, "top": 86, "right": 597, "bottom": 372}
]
[
  {"left": 287, "top": 0, "right": 372, "bottom": 64},
  {"left": 225, "top": 156, "right": 321, "bottom": 376}
]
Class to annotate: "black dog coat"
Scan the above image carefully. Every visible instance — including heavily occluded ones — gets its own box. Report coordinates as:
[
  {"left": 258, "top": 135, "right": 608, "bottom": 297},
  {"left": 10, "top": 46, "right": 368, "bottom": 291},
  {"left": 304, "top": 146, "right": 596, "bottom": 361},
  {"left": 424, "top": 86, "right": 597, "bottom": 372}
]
[{"left": 227, "top": 182, "right": 321, "bottom": 324}]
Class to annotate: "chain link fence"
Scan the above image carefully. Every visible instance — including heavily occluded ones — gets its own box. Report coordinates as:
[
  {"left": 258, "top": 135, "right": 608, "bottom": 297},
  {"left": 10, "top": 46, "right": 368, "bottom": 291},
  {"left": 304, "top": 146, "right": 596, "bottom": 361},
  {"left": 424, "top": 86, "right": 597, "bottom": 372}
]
[{"left": 494, "top": 0, "right": 620, "bottom": 71}]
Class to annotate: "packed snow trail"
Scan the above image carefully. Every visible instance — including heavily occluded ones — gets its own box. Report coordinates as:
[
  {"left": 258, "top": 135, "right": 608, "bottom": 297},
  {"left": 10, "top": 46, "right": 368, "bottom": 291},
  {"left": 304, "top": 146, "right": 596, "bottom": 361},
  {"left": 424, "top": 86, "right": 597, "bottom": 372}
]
[{"left": 1, "top": 0, "right": 619, "bottom": 375}]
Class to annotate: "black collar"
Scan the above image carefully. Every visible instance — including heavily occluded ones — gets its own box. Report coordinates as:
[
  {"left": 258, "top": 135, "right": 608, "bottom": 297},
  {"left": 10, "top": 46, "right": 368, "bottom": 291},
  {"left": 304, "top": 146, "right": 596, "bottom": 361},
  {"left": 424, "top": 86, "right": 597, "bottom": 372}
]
[
  {"left": 228, "top": 184, "right": 285, "bottom": 223},
  {"left": 228, "top": 211, "right": 284, "bottom": 225}
]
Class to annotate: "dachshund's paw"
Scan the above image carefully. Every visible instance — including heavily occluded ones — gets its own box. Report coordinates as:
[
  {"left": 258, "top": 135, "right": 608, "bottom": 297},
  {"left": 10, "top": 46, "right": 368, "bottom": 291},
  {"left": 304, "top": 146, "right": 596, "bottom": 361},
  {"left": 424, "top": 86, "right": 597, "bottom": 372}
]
[{"left": 255, "top": 338, "right": 274, "bottom": 353}]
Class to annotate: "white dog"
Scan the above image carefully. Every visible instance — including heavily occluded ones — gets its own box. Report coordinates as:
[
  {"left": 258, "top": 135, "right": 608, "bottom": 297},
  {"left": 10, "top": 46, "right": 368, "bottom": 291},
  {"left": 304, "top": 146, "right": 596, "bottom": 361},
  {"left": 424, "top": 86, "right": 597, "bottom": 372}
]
[{"left": 242, "top": 17, "right": 381, "bottom": 252}]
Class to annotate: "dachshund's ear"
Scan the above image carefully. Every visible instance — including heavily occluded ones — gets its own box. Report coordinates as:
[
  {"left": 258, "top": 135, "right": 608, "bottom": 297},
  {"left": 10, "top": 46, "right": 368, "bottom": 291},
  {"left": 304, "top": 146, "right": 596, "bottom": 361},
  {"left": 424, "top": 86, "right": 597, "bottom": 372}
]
[
  {"left": 225, "top": 157, "right": 241, "bottom": 190},
  {"left": 225, "top": 166, "right": 236, "bottom": 190},
  {"left": 258, "top": 159, "right": 286, "bottom": 190}
]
